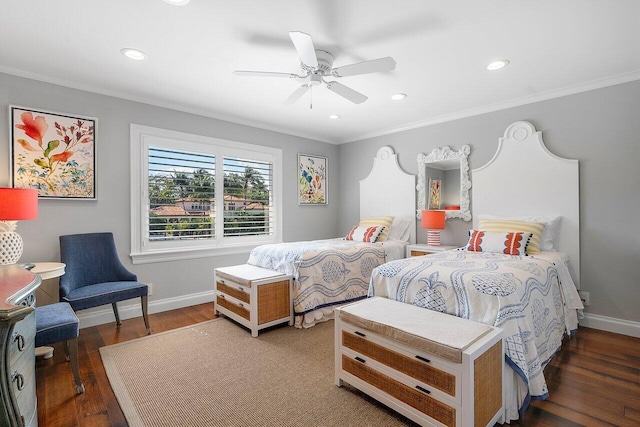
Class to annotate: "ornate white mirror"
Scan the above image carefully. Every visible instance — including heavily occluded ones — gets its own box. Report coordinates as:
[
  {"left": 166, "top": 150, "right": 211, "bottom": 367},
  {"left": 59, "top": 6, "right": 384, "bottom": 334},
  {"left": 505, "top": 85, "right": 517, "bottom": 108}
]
[{"left": 417, "top": 145, "right": 471, "bottom": 221}]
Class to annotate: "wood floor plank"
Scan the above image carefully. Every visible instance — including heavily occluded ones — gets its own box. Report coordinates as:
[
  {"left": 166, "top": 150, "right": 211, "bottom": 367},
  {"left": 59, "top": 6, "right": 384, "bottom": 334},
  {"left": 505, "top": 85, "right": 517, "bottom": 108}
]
[{"left": 35, "top": 308, "right": 640, "bottom": 427}]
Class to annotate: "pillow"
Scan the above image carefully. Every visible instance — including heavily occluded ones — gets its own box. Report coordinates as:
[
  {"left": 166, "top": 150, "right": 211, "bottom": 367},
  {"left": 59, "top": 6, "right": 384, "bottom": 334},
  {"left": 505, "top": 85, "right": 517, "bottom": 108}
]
[
  {"left": 387, "top": 217, "right": 412, "bottom": 242},
  {"left": 477, "top": 219, "right": 544, "bottom": 254},
  {"left": 345, "top": 226, "right": 385, "bottom": 243},
  {"left": 359, "top": 216, "right": 394, "bottom": 242},
  {"left": 479, "top": 215, "right": 561, "bottom": 251},
  {"left": 465, "top": 230, "right": 533, "bottom": 256}
]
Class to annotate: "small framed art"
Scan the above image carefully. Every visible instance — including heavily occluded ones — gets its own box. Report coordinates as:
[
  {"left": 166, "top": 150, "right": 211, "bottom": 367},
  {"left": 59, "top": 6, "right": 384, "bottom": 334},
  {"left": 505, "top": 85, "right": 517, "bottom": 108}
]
[
  {"left": 298, "top": 153, "right": 327, "bottom": 205},
  {"left": 427, "top": 178, "right": 441, "bottom": 209},
  {"left": 10, "top": 106, "right": 97, "bottom": 199}
]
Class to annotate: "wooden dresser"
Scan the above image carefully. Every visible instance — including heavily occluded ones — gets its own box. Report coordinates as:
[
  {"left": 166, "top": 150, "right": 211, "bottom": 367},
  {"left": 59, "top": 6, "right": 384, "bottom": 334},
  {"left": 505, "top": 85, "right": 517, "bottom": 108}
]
[
  {"left": 335, "top": 297, "right": 503, "bottom": 427},
  {"left": 0, "top": 265, "right": 41, "bottom": 427}
]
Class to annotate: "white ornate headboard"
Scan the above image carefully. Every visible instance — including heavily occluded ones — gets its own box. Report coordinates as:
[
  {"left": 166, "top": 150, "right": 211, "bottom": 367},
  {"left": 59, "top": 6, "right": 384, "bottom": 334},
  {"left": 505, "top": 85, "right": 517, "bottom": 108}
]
[
  {"left": 360, "top": 146, "right": 416, "bottom": 244},
  {"left": 472, "top": 121, "right": 580, "bottom": 286}
]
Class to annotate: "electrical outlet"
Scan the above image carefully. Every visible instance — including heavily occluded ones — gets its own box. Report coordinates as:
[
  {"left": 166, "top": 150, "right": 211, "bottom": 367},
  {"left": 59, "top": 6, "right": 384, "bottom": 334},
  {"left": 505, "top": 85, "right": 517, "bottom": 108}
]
[
  {"left": 147, "top": 282, "right": 153, "bottom": 296},
  {"left": 579, "top": 291, "right": 589, "bottom": 306}
]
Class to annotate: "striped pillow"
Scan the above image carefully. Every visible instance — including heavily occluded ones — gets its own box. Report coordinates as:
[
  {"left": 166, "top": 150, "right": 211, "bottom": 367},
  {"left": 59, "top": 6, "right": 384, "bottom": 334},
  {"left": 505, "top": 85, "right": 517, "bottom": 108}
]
[
  {"left": 359, "top": 216, "right": 394, "bottom": 242},
  {"left": 478, "top": 219, "right": 544, "bottom": 254},
  {"left": 345, "top": 226, "right": 385, "bottom": 243}
]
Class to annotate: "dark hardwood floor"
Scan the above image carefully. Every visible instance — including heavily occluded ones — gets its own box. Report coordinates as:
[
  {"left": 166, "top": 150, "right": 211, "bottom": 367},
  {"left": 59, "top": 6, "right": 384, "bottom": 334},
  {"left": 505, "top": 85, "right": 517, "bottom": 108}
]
[{"left": 36, "top": 304, "right": 640, "bottom": 426}]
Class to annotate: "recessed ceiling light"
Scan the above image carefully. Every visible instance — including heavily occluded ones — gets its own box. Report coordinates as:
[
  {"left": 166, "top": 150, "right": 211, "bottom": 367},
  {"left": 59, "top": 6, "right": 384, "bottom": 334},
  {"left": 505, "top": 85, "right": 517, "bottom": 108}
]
[
  {"left": 163, "top": 0, "right": 190, "bottom": 5},
  {"left": 120, "top": 48, "right": 146, "bottom": 61},
  {"left": 328, "top": 114, "right": 341, "bottom": 119},
  {"left": 487, "top": 59, "right": 510, "bottom": 71},
  {"left": 391, "top": 93, "right": 407, "bottom": 101}
]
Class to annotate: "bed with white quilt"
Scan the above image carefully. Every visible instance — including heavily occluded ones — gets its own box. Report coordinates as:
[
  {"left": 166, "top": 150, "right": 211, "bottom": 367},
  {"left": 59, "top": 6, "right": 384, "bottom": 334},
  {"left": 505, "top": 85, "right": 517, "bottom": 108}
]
[
  {"left": 248, "top": 146, "right": 416, "bottom": 328},
  {"left": 368, "top": 121, "right": 584, "bottom": 423}
]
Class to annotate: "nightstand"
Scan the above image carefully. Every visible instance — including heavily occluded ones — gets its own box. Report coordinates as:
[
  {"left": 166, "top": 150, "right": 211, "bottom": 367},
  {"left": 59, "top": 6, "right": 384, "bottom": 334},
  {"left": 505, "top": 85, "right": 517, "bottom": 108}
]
[{"left": 406, "top": 244, "right": 459, "bottom": 257}]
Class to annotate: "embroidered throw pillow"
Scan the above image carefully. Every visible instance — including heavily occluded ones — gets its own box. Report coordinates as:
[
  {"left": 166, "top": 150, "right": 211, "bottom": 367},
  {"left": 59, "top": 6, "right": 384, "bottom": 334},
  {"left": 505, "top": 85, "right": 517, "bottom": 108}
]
[
  {"left": 359, "top": 216, "right": 394, "bottom": 242},
  {"left": 345, "top": 226, "right": 385, "bottom": 243},
  {"left": 465, "top": 230, "right": 533, "bottom": 256},
  {"left": 477, "top": 219, "right": 544, "bottom": 254}
]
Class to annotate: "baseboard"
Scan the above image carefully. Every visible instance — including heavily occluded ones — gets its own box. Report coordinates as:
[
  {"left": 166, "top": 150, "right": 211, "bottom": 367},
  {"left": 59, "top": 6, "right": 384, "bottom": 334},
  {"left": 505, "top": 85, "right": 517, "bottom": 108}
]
[
  {"left": 579, "top": 313, "right": 640, "bottom": 338},
  {"left": 76, "top": 290, "right": 216, "bottom": 329}
]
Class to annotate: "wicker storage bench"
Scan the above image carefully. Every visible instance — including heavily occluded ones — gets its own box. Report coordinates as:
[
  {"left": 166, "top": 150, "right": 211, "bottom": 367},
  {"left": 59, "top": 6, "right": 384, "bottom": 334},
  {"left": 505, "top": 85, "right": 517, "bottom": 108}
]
[
  {"left": 214, "top": 264, "right": 292, "bottom": 337},
  {"left": 335, "top": 297, "right": 504, "bottom": 427}
]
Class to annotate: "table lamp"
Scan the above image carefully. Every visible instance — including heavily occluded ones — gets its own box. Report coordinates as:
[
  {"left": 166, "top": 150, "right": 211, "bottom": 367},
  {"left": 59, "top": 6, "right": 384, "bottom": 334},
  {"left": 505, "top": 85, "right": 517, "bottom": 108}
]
[
  {"left": 421, "top": 210, "right": 445, "bottom": 246},
  {"left": 0, "top": 188, "right": 38, "bottom": 264}
]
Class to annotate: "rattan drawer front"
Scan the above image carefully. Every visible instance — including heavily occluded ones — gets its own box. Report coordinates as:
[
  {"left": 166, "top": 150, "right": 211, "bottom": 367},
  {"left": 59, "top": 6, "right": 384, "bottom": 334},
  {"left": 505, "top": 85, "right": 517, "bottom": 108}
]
[
  {"left": 217, "top": 295, "right": 250, "bottom": 321},
  {"left": 343, "top": 355, "right": 456, "bottom": 427},
  {"left": 257, "top": 280, "right": 290, "bottom": 325},
  {"left": 216, "top": 281, "right": 250, "bottom": 304},
  {"left": 342, "top": 330, "right": 456, "bottom": 398}
]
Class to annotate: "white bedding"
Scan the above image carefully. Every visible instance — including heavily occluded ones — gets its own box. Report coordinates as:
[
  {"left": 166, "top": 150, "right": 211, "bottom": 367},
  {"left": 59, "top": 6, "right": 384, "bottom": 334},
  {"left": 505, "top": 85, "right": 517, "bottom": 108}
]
[
  {"left": 248, "top": 238, "right": 407, "bottom": 328},
  {"left": 368, "top": 249, "right": 583, "bottom": 422}
]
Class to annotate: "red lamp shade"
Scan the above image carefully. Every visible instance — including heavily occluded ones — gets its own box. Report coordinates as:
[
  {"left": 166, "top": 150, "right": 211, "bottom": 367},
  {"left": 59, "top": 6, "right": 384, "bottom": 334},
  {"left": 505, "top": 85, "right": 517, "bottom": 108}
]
[
  {"left": 421, "top": 210, "right": 445, "bottom": 230},
  {"left": 0, "top": 188, "right": 38, "bottom": 221}
]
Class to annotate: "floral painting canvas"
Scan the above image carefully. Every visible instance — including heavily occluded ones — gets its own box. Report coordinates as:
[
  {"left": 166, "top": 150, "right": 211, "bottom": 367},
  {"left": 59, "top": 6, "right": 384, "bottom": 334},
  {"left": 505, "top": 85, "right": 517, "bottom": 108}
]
[
  {"left": 428, "top": 178, "right": 441, "bottom": 209},
  {"left": 298, "top": 154, "right": 327, "bottom": 205},
  {"left": 10, "top": 106, "right": 96, "bottom": 199}
]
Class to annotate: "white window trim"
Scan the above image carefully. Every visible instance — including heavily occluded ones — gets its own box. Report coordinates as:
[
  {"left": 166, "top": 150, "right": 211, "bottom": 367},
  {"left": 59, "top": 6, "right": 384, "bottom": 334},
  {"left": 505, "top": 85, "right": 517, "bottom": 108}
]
[{"left": 130, "top": 124, "right": 283, "bottom": 264}]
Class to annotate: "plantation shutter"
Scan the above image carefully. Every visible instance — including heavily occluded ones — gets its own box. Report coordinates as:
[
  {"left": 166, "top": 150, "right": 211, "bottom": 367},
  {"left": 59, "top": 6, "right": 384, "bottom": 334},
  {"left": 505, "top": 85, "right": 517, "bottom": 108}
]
[
  {"left": 222, "top": 156, "right": 273, "bottom": 237},
  {"left": 147, "top": 147, "right": 215, "bottom": 241}
]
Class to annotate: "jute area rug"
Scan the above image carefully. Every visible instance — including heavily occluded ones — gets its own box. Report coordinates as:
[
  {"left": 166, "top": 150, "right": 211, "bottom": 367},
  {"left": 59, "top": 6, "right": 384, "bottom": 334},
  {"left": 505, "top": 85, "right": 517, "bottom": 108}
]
[{"left": 100, "top": 318, "right": 416, "bottom": 426}]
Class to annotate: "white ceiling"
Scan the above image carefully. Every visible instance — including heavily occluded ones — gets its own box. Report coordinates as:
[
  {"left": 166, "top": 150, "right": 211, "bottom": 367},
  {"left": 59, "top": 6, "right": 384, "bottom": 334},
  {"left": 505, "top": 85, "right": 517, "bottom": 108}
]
[{"left": 1, "top": 0, "right": 639, "bottom": 144}]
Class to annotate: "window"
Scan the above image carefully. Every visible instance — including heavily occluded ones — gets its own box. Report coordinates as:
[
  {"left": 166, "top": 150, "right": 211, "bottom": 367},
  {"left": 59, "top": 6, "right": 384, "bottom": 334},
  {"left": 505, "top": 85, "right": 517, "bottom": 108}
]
[{"left": 130, "top": 125, "right": 282, "bottom": 264}]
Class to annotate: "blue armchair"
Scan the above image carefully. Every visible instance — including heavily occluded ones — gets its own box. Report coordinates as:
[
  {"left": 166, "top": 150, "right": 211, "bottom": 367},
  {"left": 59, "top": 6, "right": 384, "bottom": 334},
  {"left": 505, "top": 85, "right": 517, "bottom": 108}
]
[{"left": 59, "top": 232, "right": 151, "bottom": 334}]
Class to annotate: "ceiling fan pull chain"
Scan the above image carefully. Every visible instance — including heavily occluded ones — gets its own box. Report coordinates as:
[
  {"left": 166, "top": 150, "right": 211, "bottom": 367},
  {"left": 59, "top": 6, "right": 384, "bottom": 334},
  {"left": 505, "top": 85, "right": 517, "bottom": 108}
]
[{"left": 310, "top": 86, "right": 313, "bottom": 109}]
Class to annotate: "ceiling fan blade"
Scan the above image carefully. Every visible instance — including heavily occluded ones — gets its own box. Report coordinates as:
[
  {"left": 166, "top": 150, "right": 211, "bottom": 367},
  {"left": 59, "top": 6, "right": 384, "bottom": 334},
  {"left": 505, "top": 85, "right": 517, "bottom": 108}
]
[
  {"left": 234, "top": 70, "right": 301, "bottom": 79},
  {"left": 331, "top": 57, "right": 396, "bottom": 77},
  {"left": 284, "top": 85, "right": 311, "bottom": 105},
  {"left": 326, "top": 81, "right": 368, "bottom": 104},
  {"left": 289, "top": 31, "right": 318, "bottom": 68}
]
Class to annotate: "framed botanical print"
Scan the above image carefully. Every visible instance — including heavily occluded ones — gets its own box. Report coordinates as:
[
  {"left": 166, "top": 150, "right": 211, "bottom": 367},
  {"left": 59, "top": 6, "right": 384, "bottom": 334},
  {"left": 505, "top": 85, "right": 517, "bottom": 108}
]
[
  {"left": 298, "top": 153, "right": 327, "bottom": 205},
  {"left": 10, "top": 106, "right": 97, "bottom": 199},
  {"left": 427, "top": 178, "right": 441, "bottom": 209}
]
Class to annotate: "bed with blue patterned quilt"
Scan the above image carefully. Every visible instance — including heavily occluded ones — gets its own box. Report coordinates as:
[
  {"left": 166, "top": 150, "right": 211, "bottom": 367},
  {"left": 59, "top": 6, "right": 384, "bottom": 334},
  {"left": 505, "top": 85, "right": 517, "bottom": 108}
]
[
  {"left": 248, "top": 238, "right": 404, "bottom": 328},
  {"left": 368, "top": 249, "right": 583, "bottom": 421}
]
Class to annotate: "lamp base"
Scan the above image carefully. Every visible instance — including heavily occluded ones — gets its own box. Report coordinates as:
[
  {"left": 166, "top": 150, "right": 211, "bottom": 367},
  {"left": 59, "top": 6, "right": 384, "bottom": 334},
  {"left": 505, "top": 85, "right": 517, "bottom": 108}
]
[
  {"left": 0, "top": 231, "right": 24, "bottom": 265},
  {"left": 427, "top": 230, "right": 441, "bottom": 246}
]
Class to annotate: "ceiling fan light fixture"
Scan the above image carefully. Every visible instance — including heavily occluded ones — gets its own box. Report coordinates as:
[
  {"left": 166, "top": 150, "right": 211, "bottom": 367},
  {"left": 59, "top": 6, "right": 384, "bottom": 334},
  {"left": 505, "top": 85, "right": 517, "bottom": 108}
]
[
  {"left": 328, "top": 114, "right": 341, "bottom": 120},
  {"left": 487, "top": 59, "right": 510, "bottom": 71},
  {"left": 120, "top": 48, "right": 146, "bottom": 61},
  {"left": 391, "top": 93, "right": 407, "bottom": 101}
]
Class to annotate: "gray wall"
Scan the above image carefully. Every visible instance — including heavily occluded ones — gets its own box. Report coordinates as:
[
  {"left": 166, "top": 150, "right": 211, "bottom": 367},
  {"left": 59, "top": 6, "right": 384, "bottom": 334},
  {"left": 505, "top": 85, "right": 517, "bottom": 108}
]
[
  {"left": 339, "top": 80, "right": 640, "bottom": 323},
  {"left": 3, "top": 71, "right": 639, "bottom": 325},
  {"left": 0, "top": 72, "right": 339, "bottom": 305}
]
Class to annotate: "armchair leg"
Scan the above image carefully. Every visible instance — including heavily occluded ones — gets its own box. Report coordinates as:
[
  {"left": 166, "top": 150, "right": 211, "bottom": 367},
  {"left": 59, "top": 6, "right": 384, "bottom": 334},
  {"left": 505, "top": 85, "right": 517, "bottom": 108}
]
[
  {"left": 67, "top": 338, "right": 85, "bottom": 394},
  {"left": 112, "top": 302, "right": 121, "bottom": 326},
  {"left": 63, "top": 340, "right": 70, "bottom": 361},
  {"left": 141, "top": 295, "right": 151, "bottom": 335}
]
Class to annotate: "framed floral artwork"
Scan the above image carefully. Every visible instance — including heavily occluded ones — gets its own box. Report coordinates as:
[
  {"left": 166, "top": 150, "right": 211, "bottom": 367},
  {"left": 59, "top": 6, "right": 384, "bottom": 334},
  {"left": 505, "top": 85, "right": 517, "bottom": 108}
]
[
  {"left": 298, "top": 153, "right": 327, "bottom": 205},
  {"left": 10, "top": 106, "right": 97, "bottom": 199},
  {"left": 427, "top": 177, "right": 441, "bottom": 209}
]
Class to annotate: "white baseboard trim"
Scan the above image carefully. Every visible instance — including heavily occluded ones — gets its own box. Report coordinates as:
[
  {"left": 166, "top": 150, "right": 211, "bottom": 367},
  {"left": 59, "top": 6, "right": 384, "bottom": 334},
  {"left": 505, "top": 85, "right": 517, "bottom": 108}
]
[
  {"left": 579, "top": 313, "right": 640, "bottom": 338},
  {"left": 76, "top": 290, "right": 216, "bottom": 329}
]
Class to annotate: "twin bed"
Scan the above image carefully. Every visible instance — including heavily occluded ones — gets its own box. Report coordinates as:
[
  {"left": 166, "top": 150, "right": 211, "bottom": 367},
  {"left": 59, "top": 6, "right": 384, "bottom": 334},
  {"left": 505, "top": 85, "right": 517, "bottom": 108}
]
[{"left": 245, "top": 122, "right": 583, "bottom": 423}]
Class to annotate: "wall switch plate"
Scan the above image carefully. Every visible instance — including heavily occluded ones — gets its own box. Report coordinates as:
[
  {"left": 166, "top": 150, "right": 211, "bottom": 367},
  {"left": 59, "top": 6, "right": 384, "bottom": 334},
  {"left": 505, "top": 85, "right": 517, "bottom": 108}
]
[{"left": 579, "top": 291, "right": 589, "bottom": 306}]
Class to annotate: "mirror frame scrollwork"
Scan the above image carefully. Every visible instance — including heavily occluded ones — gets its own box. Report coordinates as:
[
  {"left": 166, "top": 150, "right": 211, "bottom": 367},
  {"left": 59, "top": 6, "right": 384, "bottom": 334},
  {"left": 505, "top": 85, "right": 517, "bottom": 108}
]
[{"left": 417, "top": 145, "right": 472, "bottom": 221}]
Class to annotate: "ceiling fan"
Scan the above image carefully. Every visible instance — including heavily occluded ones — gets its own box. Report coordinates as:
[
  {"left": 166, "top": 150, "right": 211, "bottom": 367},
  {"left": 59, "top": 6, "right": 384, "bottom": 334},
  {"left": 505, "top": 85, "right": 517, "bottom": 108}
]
[{"left": 234, "top": 31, "right": 396, "bottom": 106}]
